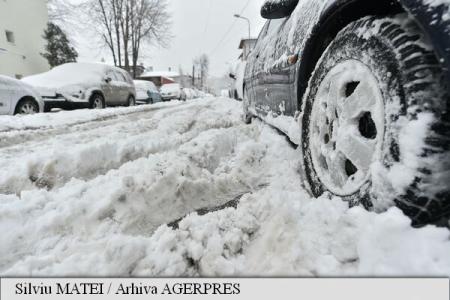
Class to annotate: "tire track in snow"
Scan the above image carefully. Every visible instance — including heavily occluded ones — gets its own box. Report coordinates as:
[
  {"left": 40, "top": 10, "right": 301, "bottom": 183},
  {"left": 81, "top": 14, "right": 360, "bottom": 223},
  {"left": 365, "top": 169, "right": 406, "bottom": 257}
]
[
  {"left": 0, "top": 102, "right": 186, "bottom": 149},
  {"left": 0, "top": 100, "right": 232, "bottom": 195},
  {"left": 0, "top": 99, "right": 285, "bottom": 274}
]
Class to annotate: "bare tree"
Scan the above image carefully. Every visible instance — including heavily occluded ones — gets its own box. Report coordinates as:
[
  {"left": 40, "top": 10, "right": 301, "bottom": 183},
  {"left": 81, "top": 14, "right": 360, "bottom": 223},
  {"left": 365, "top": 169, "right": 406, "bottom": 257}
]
[
  {"left": 81, "top": 0, "right": 171, "bottom": 76},
  {"left": 129, "top": 0, "right": 171, "bottom": 76},
  {"left": 81, "top": 0, "right": 120, "bottom": 66},
  {"left": 194, "top": 54, "right": 209, "bottom": 90}
]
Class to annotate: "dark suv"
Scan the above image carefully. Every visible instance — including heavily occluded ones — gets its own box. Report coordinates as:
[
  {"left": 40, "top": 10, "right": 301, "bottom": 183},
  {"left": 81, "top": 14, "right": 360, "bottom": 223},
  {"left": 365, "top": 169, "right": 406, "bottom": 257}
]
[{"left": 243, "top": 0, "right": 450, "bottom": 225}]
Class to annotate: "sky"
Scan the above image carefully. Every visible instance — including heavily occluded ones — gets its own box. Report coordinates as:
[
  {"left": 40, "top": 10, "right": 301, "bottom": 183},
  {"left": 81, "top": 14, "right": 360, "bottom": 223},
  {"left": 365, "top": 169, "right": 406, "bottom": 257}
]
[{"left": 74, "top": 0, "right": 267, "bottom": 77}]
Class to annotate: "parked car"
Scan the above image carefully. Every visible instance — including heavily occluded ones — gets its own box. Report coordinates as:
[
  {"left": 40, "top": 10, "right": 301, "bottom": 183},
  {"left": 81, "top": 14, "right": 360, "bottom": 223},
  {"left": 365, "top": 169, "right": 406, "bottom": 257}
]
[
  {"left": 244, "top": 0, "right": 450, "bottom": 224},
  {"left": 133, "top": 80, "right": 162, "bottom": 104},
  {"left": 22, "top": 63, "right": 136, "bottom": 111},
  {"left": 160, "top": 83, "right": 186, "bottom": 101},
  {"left": 0, "top": 75, "right": 44, "bottom": 115},
  {"left": 229, "top": 60, "right": 246, "bottom": 101}
]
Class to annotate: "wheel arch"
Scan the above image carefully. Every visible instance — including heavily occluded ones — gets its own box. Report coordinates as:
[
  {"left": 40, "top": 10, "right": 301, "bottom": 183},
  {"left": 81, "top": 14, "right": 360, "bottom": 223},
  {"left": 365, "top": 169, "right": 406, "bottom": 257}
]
[
  {"left": 296, "top": 0, "right": 404, "bottom": 107},
  {"left": 88, "top": 90, "right": 105, "bottom": 100},
  {"left": 14, "top": 96, "right": 39, "bottom": 114}
]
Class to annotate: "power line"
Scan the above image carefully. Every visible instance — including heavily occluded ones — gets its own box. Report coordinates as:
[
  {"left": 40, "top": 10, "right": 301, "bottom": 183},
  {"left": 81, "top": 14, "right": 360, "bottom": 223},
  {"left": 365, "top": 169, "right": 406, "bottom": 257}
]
[
  {"left": 198, "top": 0, "right": 213, "bottom": 55},
  {"left": 209, "top": 0, "right": 251, "bottom": 56},
  {"left": 203, "top": 0, "right": 213, "bottom": 37}
]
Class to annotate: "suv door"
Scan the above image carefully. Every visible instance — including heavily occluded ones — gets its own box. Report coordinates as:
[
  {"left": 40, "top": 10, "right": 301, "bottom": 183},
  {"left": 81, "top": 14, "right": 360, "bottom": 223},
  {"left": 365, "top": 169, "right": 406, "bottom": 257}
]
[
  {"left": 114, "top": 71, "right": 130, "bottom": 105},
  {"left": 103, "top": 70, "right": 120, "bottom": 105}
]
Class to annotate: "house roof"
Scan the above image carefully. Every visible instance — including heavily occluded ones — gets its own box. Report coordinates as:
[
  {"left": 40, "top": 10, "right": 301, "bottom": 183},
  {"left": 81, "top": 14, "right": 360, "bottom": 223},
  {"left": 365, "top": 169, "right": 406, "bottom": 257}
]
[
  {"left": 140, "top": 71, "right": 180, "bottom": 78},
  {"left": 238, "top": 38, "right": 257, "bottom": 49}
]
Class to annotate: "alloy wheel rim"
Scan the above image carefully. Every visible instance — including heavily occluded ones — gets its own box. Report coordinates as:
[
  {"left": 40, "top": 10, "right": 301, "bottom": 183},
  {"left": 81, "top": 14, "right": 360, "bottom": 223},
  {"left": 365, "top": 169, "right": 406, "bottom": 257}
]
[
  {"left": 93, "top": 97, "right": 103, "bottom": 109},
  {"left": 309, "top": 59, "right": 385, "bottom": 196},
  {"left": 20, "top": 103, "right": 37, "bottom": 114}
]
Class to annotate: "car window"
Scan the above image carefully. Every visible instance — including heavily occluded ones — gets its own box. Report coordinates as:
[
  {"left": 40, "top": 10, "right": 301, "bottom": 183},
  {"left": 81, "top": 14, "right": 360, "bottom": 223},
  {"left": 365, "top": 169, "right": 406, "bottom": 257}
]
[
  {"left": 121, "top": 72, "right": 133, "bottom": 84},
  {"left": 114, "top": 71, "right": 127, "bottom": 83},
  {"left": 106, "top": 70, "right": 118, "bottom": 81}
]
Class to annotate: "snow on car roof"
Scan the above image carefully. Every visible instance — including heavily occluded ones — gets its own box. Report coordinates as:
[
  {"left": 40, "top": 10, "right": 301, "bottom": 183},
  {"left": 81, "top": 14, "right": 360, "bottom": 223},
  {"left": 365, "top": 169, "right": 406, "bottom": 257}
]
[
  {"left": 133, "top": 80, "right": 158, "bottom": 91},
  {"left": 22, "top": 63, "right": 111, "bottom": 88}
]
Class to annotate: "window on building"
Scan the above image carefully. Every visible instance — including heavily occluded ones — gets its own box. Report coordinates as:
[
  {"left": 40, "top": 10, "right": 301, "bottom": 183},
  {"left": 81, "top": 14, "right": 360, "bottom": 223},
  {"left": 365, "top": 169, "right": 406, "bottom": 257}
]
[{"left": 5, "top": 30, "right": 15, "bottom": 44}]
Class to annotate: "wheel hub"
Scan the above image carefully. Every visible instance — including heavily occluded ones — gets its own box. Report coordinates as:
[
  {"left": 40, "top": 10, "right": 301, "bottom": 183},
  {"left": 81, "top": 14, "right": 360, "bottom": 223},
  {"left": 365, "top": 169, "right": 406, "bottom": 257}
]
[
  {"left": 309, "top": 60, "right": 385, "bottom": 196},
  {"left": 20, "top": 103, "right": 37, "bottom": 114},
  {"left": 93, "top": 98, "right": 102, "bottom": 109}
]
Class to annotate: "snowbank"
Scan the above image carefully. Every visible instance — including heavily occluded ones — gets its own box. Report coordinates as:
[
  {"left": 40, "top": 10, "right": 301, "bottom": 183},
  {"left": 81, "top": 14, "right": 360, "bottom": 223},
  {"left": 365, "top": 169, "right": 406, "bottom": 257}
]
[{"left": 0, "top": 98, "right": 449, "bottom": 277}]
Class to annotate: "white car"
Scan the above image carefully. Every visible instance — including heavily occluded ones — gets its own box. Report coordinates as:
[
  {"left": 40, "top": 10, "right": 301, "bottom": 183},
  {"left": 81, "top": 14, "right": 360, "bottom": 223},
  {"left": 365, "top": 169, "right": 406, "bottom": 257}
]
[
  {"left": 22, "top": 63, "right": 136, "bottom": 111},
  {"left": 133, "top": 80, "right": 162, "bottom": 104},
  {"left": 0, "top": 75, "right": 44, "bottom": 115},
  {"left": 229, "top": 60, "right": 246, "bottom": 101},
  {"left": 160, "top": 83, "right": 185, "bottom": 101}
]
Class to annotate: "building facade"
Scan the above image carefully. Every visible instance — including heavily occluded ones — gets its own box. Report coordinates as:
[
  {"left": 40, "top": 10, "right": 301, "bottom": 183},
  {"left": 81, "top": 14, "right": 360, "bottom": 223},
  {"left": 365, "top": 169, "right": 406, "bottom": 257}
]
[
  {"left": 238, "top": 38, "right": 257, "bottom": 61},
  {"left": 0, "top": 0, "right": 50, "bottom": 78}
]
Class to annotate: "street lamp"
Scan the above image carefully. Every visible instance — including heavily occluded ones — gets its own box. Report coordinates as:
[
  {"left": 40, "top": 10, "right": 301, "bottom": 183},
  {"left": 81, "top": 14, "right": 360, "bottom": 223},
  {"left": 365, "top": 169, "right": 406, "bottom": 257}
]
[{"left": 234, "top": 14, "right": 251, "bottom": 39}]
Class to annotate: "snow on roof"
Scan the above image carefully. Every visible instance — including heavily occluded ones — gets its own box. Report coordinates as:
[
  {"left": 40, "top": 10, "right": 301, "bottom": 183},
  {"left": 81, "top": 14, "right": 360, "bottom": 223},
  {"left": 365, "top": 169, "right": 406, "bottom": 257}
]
[
  {"left": 238, "top": 38, "right": 257, "bottom": 49},
  {"left": 140, "top": 71, "right": 180, "bottom": 78}
]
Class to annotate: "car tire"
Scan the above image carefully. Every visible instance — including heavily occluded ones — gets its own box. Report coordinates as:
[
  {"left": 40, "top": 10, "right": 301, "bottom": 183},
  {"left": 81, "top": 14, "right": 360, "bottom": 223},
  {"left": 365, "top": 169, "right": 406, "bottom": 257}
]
[
  {"left": 89, "top": 94, "right": 105, "bottom": 109},
  {"left": 15, "top": 98, "right": 39, "bottom": 115},
  {"left": 301, "top": 15, "right": 450, "bottom": 225},
  {"left": 127, "top": 95, "right": 136, "bottom": 107},
  {"left": 43, "top": 103, "right": 52, "bottom": 113}
]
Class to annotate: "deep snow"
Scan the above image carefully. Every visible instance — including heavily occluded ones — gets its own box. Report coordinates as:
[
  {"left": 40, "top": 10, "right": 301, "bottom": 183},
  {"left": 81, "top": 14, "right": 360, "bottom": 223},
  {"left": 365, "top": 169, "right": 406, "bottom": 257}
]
[{"left": 0, "top": 98, "right": 449, "bottom": 276}]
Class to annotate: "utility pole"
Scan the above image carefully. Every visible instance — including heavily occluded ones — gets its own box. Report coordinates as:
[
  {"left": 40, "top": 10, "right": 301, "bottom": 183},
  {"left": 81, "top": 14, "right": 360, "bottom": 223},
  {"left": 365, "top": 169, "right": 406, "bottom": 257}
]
[{"left": 192, "top": 65, "right": 195, "bottom": 87}]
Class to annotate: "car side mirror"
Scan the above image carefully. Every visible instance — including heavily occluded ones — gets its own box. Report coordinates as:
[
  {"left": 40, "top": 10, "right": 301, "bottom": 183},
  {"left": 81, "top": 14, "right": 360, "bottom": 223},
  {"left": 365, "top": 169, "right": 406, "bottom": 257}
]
[
  {"left": 229, "top": 73, "right": 236, "bottom": 80},
  {"left": 104, "top": 76, "right": 112, "bottom": 83},
  {"left": 261, "top": 0, "right": 299, "bottom": 19}
]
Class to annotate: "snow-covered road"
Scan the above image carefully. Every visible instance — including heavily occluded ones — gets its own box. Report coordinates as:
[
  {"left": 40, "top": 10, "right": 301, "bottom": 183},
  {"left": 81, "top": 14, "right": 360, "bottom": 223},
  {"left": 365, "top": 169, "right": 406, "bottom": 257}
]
[{"left": 0, "top": 97, "right": 449, "bottom": 277}]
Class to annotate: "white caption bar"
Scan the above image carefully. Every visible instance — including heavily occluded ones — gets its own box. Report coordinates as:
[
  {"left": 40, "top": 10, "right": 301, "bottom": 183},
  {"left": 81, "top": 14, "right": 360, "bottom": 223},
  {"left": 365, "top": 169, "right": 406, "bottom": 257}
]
[{"left": 1, "top": 278, "right": 448, "bottom": 300}]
